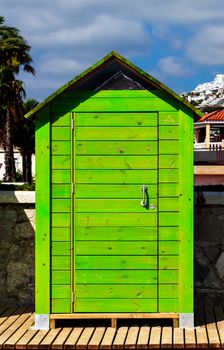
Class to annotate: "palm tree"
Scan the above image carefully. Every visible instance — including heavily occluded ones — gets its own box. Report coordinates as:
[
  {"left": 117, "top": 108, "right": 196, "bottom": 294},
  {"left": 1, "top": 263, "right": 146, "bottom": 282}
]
[{"left": 0, "top": 16, "right": 35, "bottom": 181}]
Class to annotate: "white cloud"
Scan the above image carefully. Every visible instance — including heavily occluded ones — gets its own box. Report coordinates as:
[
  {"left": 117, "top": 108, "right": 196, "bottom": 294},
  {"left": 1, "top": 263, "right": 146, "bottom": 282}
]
[
  {"left": 158, "top": 56, "right": 193, "bottom": 77},
  {"left": 39, "top": 57, "right": 87, "bottom": 75}
]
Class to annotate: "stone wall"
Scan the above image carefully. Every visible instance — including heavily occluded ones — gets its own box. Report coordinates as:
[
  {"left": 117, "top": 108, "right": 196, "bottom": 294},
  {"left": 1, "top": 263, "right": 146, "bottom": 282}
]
[{"left": 0, "top": 191, "right": 35, "bottom": 306}]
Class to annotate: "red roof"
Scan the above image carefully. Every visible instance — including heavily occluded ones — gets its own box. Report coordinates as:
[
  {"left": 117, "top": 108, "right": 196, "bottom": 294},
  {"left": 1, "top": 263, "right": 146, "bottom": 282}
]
[{"left": 199, "top": 110, "right": 224, "bottom": 122}]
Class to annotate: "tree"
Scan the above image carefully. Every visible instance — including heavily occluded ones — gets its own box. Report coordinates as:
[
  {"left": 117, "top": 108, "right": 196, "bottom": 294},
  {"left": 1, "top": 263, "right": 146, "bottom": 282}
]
[{"left": 0, "top": 16, "right": 35, "bottom": 181}]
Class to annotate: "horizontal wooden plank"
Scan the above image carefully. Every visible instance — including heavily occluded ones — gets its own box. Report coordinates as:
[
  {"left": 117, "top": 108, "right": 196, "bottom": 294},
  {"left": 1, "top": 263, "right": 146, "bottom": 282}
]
[
  {"left": 159, "top": 270, "right": 178, "bottom": 283},
  {"left": 52, "top": 271, "right": 70, "bottom": 284},
  {"left": 52, "top": 256, "right": 70, "bottom": 270},
  {"left": 159, "top": 256, "right": 179, "bottom": 270},
  {"left": 76, "top": 213, "right": 157, "bottom": 226},
  {"left": 76, "top": 256, "right": 157, "bottom": 269},
  {"left": 52, "top": 227, "right": 70, "bottom": 241},
  {"left": 159, "top": 184, "right": 179, "bottom": 197},
  {"left": 52, "top": 156, "right": 70, "bottom": 169},
  {"left": 159, "top": 241, "right": 179, "bottom": 255},
  {"left": 159, "top": 299, "right": 178, "bottom": 312},
  {"left": 52, "top": 199, "right": 70, "bottom": 213},
  {"left": 159, "top": 140, "right": 179, "bottom": 155},
  {"left": 52, "top": 184, "right": 71, "bottom": 198},
  {"left": 51, "top": 113, "right": 71, "bottom": 126},
  {"left": 76, "top": 284, "right": 157, "bottom": 299},
  {"left": 76, "top": 170, "right": 157, "bottom": 184},
  {"left": 52, "top": 141, "right": 71, "bottom": 155},
  {"left": 159, "top": 155, "right": 179, "bottom": 169},
  {"left": 76, "top": 141, "right": 157, "bottom": 155},
  {"left": 159, "top": 227, "right": 179, "bottom": 240},
  {"left": 75, "top": 112, "right": 158, "bottom": 127},
  {"left": 52, "top": 170, "right": 70, "bottom": 183},
  {"left": 159, "top": 169, "right": 179, "bottom": 183},
  {"left": 159, "top": 112, "right": 179, "bottom": 125},
  {"left": 76, "top": 127, "right": 157, "bottom": 141},
  {"left": 51, "top": 299, "right": 71, "bottom": 313},
  {"left": 76, "top": 270, "right": 157, "bottom": 284},
  {"left": 76, "top": 155, "right": 157, "bottom": 170},
  {"left": 159, "top": 213, "right": 179, "bottom": 226},
  {"left": 75, "top": 298, "right": 157, "bottom": 312},
  {"left": 67, "top": 90, "right": 170, "bottom": 99},
  {"left": 51, "top": 285, "right": 71, "bottom": 299},
  {"left": 76, "top": 226, "right": 157, "bottom": 241},
  {"left": 52, "top": 213, "right": 71, "bottom": 227},
  {"left": 159, "top": 198, "right": 179, "bottom": 212},
  {"left": 159, "top": 284, "right": 178, "bottom": 298},
  {"left": 52, "top": 242, "right": 70, "bottom": 255},
  {"left": 76, "top": 241, "right": 157, "bottom": 256},
  {"left": 52, "top": 127, "right": 70, "bottom": 141},
  {"left": 75, "top": 199, "right": 157, "bottom": 213},
  {"left": 159, "top": 126, "right": 179, "bottom": 140},
  {"left": 76, "top": 184, "right": 157, "bottom": 199}
]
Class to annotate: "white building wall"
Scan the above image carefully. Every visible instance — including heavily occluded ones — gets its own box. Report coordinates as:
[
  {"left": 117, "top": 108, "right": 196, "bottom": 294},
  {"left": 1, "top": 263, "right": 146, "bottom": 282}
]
[{"left": 0, "top": 149, "right": 35, "bottom": 181}]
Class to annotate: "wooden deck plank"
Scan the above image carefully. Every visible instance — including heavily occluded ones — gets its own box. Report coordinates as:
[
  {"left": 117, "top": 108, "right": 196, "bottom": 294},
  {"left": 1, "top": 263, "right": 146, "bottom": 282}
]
[
  {"left": 52, "top": 328, "right": 73, "bottom": 349},
  {"left": 88, "top": 327, "right": 106, "bottom": 349},
  {"left": 76, "top": 327, "right": 95, "bottom": 350},
  {"left": 100, "top": 327, "right": 116, "bottom": 350},
  {"left": 136, "top": 326, "right": 150, "bottom": 349},
  {"left": 148, "top": 327, "right": 161, "bottom": 349},
  {"left": 214, "top": 305, "right": 224, "bottom": 347},
  {"left": 0, "top": 308, "right": 27, "bottom": 337},
  {"left": 184, "top": 328, "right": 196, "bottom": 349},
  {"left": 3, "top": 314, "right": 34, "bottom": 349},
  {"left": 0, "top": 307, "right": 20, "bottom": 328},
  {"left": 124, "top": 327, "right": 139, "bottom": 349},
  {"left": 0, "top": 309, "right": 32, "bottom": 347},
  {"left": 173, "top": 328, "right": 184, "bottom": 349},
  {"left": 15, "top": 329, "right": 38, "bottom": 350},
  {"left": 161, "top": 327, "right": 172, "bottom": 349},
  {"left": 112, "top": 327, "right": 128, "bottom": 350},
  {"left": 27, "top": 330, "right": 49, "bottom": 350},
  {"left": 204, "top": 306, "right": 220, "bottom": 348},
  {"left": 39, "top": 328, "right": 62, "bottom": 350},
  {"left": 64, "top": 327, "right": 83, "bottom": 349}
]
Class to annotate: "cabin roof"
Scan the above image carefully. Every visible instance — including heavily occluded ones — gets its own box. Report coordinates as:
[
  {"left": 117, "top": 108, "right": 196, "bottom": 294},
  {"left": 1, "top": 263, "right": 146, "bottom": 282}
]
[
  {"left": 25, "top": 51, "right": 202, "bottom": 119},
  {"left": 198, "top": 109, "right": 224, "bottom": 123}
]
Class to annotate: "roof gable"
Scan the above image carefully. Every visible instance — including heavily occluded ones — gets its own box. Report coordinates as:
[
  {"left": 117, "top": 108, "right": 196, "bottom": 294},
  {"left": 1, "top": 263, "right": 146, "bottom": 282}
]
[{"left": 26, "top": 51, "right": 202, "bottom": 119}]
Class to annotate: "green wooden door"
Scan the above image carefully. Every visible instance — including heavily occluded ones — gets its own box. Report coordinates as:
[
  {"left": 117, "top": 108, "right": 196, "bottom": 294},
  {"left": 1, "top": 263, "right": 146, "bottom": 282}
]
[{"left": 74, "top": 112, "right": 159, "bottom": 312}]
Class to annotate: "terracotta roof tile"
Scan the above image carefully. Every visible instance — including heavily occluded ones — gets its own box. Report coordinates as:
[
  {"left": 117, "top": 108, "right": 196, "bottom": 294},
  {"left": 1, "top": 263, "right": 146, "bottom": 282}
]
[{"left": 199, "top": 110, "right": 224, "bottom": 122}]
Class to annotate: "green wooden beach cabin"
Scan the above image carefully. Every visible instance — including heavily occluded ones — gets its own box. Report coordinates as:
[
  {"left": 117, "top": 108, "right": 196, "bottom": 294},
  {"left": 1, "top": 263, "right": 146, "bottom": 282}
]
[{"left": 26, "top": 52, "right": 201, "bottom": 329}]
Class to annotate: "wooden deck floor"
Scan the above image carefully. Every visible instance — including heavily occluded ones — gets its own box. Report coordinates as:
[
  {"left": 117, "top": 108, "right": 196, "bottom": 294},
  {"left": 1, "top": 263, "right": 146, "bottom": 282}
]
[{"left": 0, "top": 305, "right": 223, "bottom": 349}]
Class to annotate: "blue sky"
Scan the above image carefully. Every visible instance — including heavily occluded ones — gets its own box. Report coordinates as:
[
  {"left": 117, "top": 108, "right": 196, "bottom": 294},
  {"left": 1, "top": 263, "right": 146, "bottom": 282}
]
[{"left": 2, "top": 0, "right": 224, "bottom": 101}]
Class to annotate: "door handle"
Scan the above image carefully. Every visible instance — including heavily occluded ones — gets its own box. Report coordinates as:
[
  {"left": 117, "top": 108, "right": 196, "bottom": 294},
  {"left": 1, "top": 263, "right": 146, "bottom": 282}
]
[{"left": 141, "top": 185, "right": 148, "bottom": 207}]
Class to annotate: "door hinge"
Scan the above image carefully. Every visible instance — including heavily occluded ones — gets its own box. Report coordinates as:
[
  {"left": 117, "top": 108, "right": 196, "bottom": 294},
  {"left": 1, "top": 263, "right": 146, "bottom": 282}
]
[
  {"left": 71, "top": 118, "right": 74, "bottom": 130},
  {"left": 72, "top": 292, "right": 75, "bottom": 303},
  {"left": 72, "top": 183, "right": 75, "bottom": 194}
]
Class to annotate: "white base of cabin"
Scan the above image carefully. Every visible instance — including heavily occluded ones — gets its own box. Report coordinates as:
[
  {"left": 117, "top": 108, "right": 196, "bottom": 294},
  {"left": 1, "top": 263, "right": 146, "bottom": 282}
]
[
  {"left": 30, "top": 314, "right": 50, "bottom": 330},
  {"left": 179, "top": 313, "right": 194, "bottom": 328}
]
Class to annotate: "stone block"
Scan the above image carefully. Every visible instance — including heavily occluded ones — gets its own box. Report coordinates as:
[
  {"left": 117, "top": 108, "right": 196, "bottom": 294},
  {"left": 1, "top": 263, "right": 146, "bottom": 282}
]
[
  {"left": 7, "top": 262, "right": 30, "bottom": 293},
  {"left": 14, "top": 222, "right": 35, "bottom": 241}
]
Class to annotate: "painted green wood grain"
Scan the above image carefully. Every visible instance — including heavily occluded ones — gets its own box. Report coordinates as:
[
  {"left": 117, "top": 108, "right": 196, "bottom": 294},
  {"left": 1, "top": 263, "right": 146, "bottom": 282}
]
[
  {"left": 51, "top": 299, "right": 70, "bottom": 313},
  {"left": 159, "top": 256, "right": 179, "bottom": 270},
  {"left": 76, "top": 141, "right": 157, "bottom": 155},
  {"left": 159, "top": 155, "right": 179, "bottom": 169},
  {"left": 159, "top": 213, "right": 179, "bottom": 226},
  {"left": 52, "top": 271, "right": 70, "bottom": 284},
  {"left": 75, "top": 199, "right": 157, "bottom": 213},
  {"left": 76, "top": 226, "right": 157, "bottom": 241},
  {"left": 159, "top": 126, "right": 179, "bottom": 140},
  {"left": 52, "top": 199, "right": 70, "bottom": 213},
  {"left": 52, "top": 170, "right": 70, "bottom": 183},
  {"left": 35, "top": 106, "right": 50, "bottom": 315},
  {"left": 76, "top": 112, "right": 157, "bottom": 126},
  {"left": 51, "top": 285, "right": 70, "bottom": 299},
  {"left": 51, "top": 112, "right": 71, "bottom": 126},
  {"left": 159, "top": 184, "right": 179, "bottom": 197},
  {"left": 52, "top": 141, "right": 71, "bottom": 155},
  {"left": 159, "top": 227, "right": 179, "bottom": 240},
  {"left": 52, "top": 256, "right": 70, "bottom": 270},
  {"left": 52, "top": 184, "right": 71, "bottom": 198},
  {"left": 52, "top": 227, "right": 70, "bottom": 241},
  {"left": 52, "top": 213, "right": 70, "bottom": 227},
  {"left": 159, "top": 169, "right": 179, "bottom": 183},
  {"left": 76, "top": 156, "right": 157, "bottom": 170},
  {"left": 159, "top": 241, "right": 179, "bottom": 255},
  {"left": 52, "top": 242, "right": 70, "bottom": 255},
  {"left": 72, "top": 90, "right": 169, "bottom": 98},
  {"left": 159, "top": 270, "right": 178, "bottom": 283},
  {"left": 76, "top": 284, "right": 157, "bottom": 298},
  {"left": 76, "top": 126, "right": 157, "bottom": 141},
  {"left": 76, "top": 170, "right": 157, "bottom": 184},
  {"left": 76, "top": 241, "right": 157, "bottom": 256},
  {"left": 159, "top": 299, "right": 178, "bottom": 312},
  {"left": 76, "top": 184, "right": 157, "bottom": 199},
  {"left": 159, "top": 112, "right": 179, "bottom": 125},
  {"left": 76, "top": 270, "right": 157, "bottom": 284},
  {"left": 159, "top": 141, "right": 179, "bottom": 155},
  {"left": 159, "top": 285, "right": 178, "bottom": 298},
  {"left": 52, "top": 155, "right": 70, "bottom": 169},
  {"left": 76, "top": 256, "right": 157, "bottom": 269},
  {"left": 75, "top": 299, "right": 157, "bottom": 312},
  {"left": 159, "top": 198, "right": 179, "bottom": 211},
  {"left": 178, "top": 106, "right": 194, "bottom": 313},
  {"left": 52, "top": 127, "right": 70, "bottom": 141},
  {"left": 76, "top": 213, "right": 157, "bottom": 226}
]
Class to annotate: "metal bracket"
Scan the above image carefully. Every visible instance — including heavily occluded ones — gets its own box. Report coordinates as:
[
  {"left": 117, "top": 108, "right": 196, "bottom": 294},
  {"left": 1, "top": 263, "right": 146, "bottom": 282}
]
[
  {"left": 30, "top": 314, "right": 50, "bottom": 330},
  {"left": 179, "top": 313, "right": 194, "bottom": 328}
]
